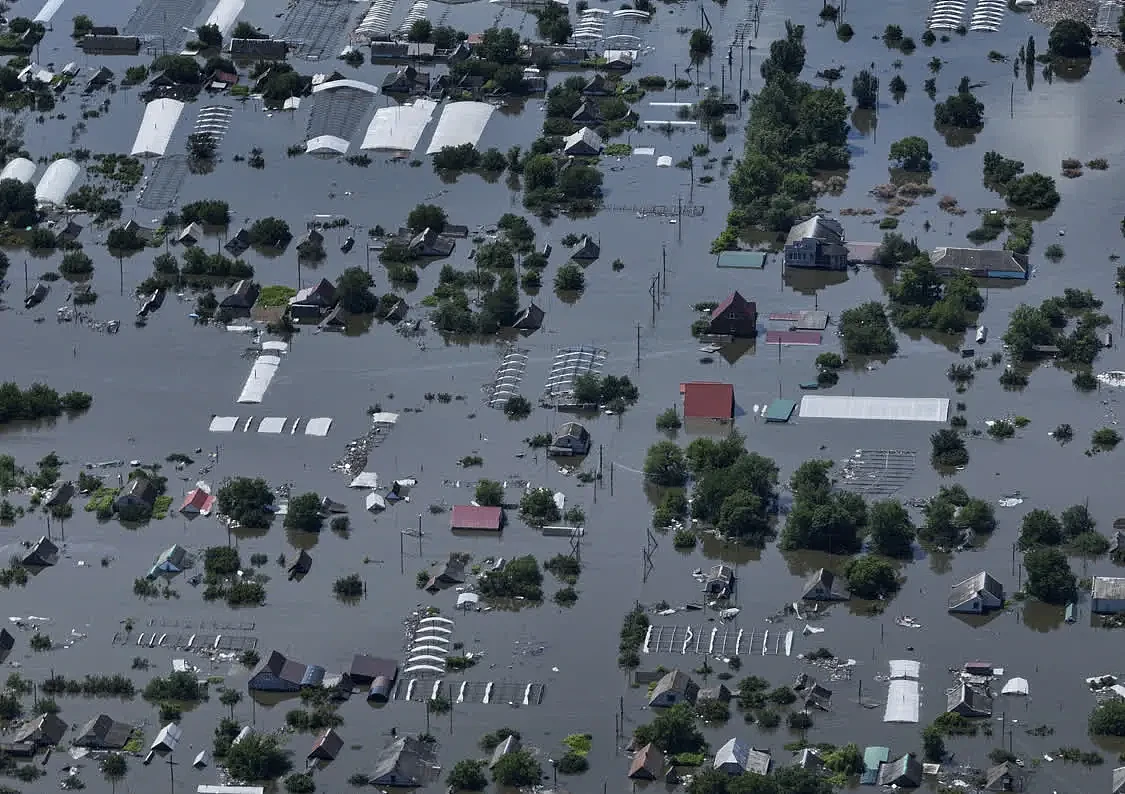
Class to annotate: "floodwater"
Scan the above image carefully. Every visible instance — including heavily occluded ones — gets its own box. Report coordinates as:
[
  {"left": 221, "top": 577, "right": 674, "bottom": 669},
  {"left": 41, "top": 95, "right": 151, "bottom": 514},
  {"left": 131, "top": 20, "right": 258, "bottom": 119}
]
[{"left": 4, "top": 0, "right": 1125, "bottom": 790}]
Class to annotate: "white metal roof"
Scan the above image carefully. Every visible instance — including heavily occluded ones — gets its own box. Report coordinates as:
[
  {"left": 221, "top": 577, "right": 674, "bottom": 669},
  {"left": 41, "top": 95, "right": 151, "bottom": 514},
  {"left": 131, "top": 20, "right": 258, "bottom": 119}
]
[
  {"left": 197, "top": 787, "right": 265, "bottom": 794},
  {"left": 209, "top": 416, "right": 239, "bottom": 432},
  {"left": 33, "top": 0, "right": 65, "bottom": 22},
  {"left": 425, "top": 102, "right": 495, "bottom": 155},
  {"left": 311, "top": 78, "right": 380, "bottom": 95},
  {"left": 883, "top": 679, "right": 919, "bottom": 723},
  {"left": 360, "top": 99, "right": 439, "bottom": 152},
  {"left": 1000, "top": 677, "right": 1029, "bottom": 696},
  {"left": 305, "top": 135, "right": 350, "bottom": 155},
  {"left": 34, "top": 158, "right": 79, "bottom": 205},
  {"left": 204, "top": 0, "right": 245, "bottom": 34},
  {"left": 151, "top": 722, "right": 183, "bottom": 751},
  {"left": 305, "top": 417, "right": 333, "bottom": 436},
  {"left": 237, "top": 354, "right": 281, "bottom": 404},
  {"left": 257, "top": 417, "right": 286, "bottom": 433},
  {"left": 349, "top": 472, "right": 379, "bottom": 489},
  {"left": 131, "top": 99, "right": 186, "bottom": 157},
  {"left": 799, "top": 396, "right": 950, "bottom": 422},
  {"left": 889, "top": 659, "right": 921, "bottom": 680},
  {"left": 0, "top": 157, "right": 35, "bottom": 183}
]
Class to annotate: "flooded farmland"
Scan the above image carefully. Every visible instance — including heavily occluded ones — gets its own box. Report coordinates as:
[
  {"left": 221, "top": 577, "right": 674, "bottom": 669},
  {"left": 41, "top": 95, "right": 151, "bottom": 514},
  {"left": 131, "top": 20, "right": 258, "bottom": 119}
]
[{"left": 3, "top": 0, "right": 1125, "bottom": 790}]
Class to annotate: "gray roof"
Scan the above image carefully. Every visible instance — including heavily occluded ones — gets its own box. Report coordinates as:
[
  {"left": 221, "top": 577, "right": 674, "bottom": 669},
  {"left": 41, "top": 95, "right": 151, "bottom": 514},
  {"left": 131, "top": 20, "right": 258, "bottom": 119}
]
[
  {"left": 930, "top": 246, "right": 1029, "bottom": 275},
  {"left": 985, "top": 761, "right": 1019, "bottom": 791},
  {"left": 119, "top": 476, "right": 157, "bottom": 505},
  {"left": 745, "top": 748, "right": 771, "bottom": 775},
  {"left": 253, "top": 650, "right": 308, "bottom": 685},
  {"left": 0, "top": 628, "right": 13, "bottom": 652},
  {"left": 877, "top": 753, "right": 922, "bottom": 787},
  {"left": 1114, "top": 766, "right": 1125, "bottom": 794},
  {"left": 75, "top": 714, "right": 132, "bottom": 749},
  {"left": 795, "top": 748, "right": 823, "bottom": 770},
  {"left": 23, "top": 536, "right": 59, "bottom": 566},
  {"left": 309, "top": 727, "right": 344, "bottom": 760},
  {"left": 947, "top": 683, "right": 992, "bottom": 716},
  {"left": 714, "top": 738, "right": 749, "bottom": 772},
  {"left": 698, "top": 683, "right": 731, "bottom": 703},
  {"left": 564, "top": 126, "right": 603, "bottom": 154},
  {"left": 949, "top": 571, "right": 1004, "bottom": 608},
  {"left": 13, "top": 713, "right": 66, "bottom": 746},
  {"left": 1093, "top": 577, "right": 1125, "bottom": 600},
  {"left": 554, "top": 422, "right": 589, "bottom": 442},
  {"left": 650, "top": 669, "right": 697, "bottom": 704},
  {"left": 371, "top": 736, "right": 428, "bottom": 786},
  {"left": 489, "top": 734, "right": 521, "bottom": 768},
  {"left": 786, "top": 215, "right": 844, "bottom": 246},
  {"left": 229, "top": 38, "right": 288, "bottom": 59},
  {"left": 802, "top": 567, "right": 845, "bottom": 598},
  {"left": 79, "top": 35, "right": 140, "bottom": 53}
]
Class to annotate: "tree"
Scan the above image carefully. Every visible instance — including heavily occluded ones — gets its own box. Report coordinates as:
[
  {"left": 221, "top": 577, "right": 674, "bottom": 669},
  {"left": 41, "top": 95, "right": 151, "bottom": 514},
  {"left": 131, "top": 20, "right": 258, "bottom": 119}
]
[
  {"left": 716, "top": 491, "right": 770, "bottom": 544},
  {"left": 408, "top": 18, "right": 432, "bottom": 42},
  {"left": 644, "top": 441, "right": 687, "bottom": 487},
  {"left": 248, "top": 217, "right": 292, "bottom": 247},
  {"left": 448, "top": 759, "right": 488, "bottom": 790},
  {"left": 851, "top": 69, "right": 878, "bottom": 109},
  {"left": 823, "top": 743, "right": 865, "bottom": 775},
  {"left": 216, "top": 477, "right": 274, "bottom": 528},
  {"left": 1019, "top": 509, "right": 1063, "bottom": 548},
  {"left": 196, "top": 23, "right": 223, "bottom": 48},
  {"left": 336, "top": 267, "right": 377, "bottom": 313},
  {"left": 839, "top": 302, "right": 897, "bottom": 356},
  {"left": 874, "top": 232, "right": 920, "bottom": 266},
  {"left": 1023, "top": 547, "right": 1076, "bottom": 604},
  {"left": 204, "top": 546, "right": 241, "bottom": 578},
  {"left": 959, "top": 498, "right": 996, "bottom": 535},
  {"left": 219, "top": 688, "right": 242, "bottom": 719},
  {"left": 633, "top": 703, "right": 706, "bottom": 753},
  {"left": 760, "top": 21, "right": 806, "bottom": 80},
  {"left": 407, "top": 203, "right": 447, "bottom": 233},
  {"left": 1090, "top": 700, "right": 1125, "bottom": 736},
  {"left": 475, "top": 479, "right": 504, "bottom": 507},
  {"left": 919, "top": 497, "right": 960, "bottom": 548},
  {"left": 922, "top": 725, "right": 945, "bottom": 762},
  {"left": 0, "top": 178, "right": 38, "bottom": 227},
  {"left": 100, "top": 753, "right": 127, "bottom": 794},
  {"left": 285, "top": 492, "right": 323, "bottom": 532},
  {"left": 285, "top": 773, "right": 316, "bottom": 794},
  {"left": 1003, "top": 304, "right": 1057, "bottom": 360},
  {"left": 519, "top": 488, "right": 560, "bottom": 526},
  {"left": 1004, "top": 173, "right": 1060, "bottom": 210},
  {"left": 934, "top": 91, "right": 984, "bottom": 128},
  {"left": 868, "top": 499, "right": 915, "bottom": 558},
  {"left": 72, "top": 14, "right": 94, "bottom": 37},
  {"left": 59, "top": 251, "right": 94, "bottom": 276},
  {"left": 480, "top": 27, "right": 521, "bottom": 64},
  {"left": 231, "top": 20, "right": 267, "bottom": 39},
  {"left": 689, "top": 29, "right": 713, "bottom": 56},
  {"left": 492, "top": 749, "right": 541, "bottom": 786},
  {"left": 151, "top": 54, "right": 202, "bottom": 84},
  {"left": 523, "top": 154, "right": 557, "bottom": 190},
  {"left": 187, "top": 133, "right": 217, "bottom": 160},
  {"left": 889, "top": 136, "right": 932, "bottom": 171},
  {"left": 180, "top": 199, "right": 230, "bottom": 225},
  {"left": 223, "top": 733, "right": 292, "bottom": 781},
  {"left": 982, "top": 151, "right": 1024, "bottom": 185},
  {"left": 554, "top": 264, "right": 585, "bottom": 292},
  {"left": 843, "top": 556, "right": 899, "bottom": 599},
  {"left": 930, "top": 429, "right": 968, "bottom": 467},
  {"left": 558, "top": 163, "right": 603, "bottom": 200},
  {"left": 536, "top": 3, "right": 572, "bottom": 44},
  {"left": 1048, "top": 19, "right": 1092, "bottom": 58},
  {"left": 1061, "top": 504, "right": 1095, "bottom": 538}
]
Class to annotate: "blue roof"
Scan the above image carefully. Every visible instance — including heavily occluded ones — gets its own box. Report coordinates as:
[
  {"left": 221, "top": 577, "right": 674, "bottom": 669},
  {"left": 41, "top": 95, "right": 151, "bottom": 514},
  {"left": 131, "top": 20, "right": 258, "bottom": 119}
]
[{"left": 301, "top": 665, "right": 326, "bottom": 687}]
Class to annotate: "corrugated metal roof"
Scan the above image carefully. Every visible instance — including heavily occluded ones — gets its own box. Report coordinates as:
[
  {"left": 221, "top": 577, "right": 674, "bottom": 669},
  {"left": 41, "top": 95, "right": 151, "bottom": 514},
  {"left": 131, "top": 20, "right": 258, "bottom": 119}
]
[
  {"left": 451, "top": 505, "right": 502, "bottom": 530},
  {"left": 681, "top": 382, "right": 734, "bottom": 420},
  {"left": 765, "top": 330, "right": 822, "bottom": 345},
  {"left": 799, "top": 396, "right": 950, "bottom": 422}
]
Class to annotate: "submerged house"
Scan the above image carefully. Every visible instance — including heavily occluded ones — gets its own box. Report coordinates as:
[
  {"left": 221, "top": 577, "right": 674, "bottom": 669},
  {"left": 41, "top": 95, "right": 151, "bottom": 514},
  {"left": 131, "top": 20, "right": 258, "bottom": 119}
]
[
  {"left": 682, "top": 382, "right": 735, "bottom": 421},
  {"left": 0, "top": 628, "right": 13, "bottom": 661},
  {"left": 801, "top": 568, "right": 848, "bottom": 601},
  {"left": 511, "top": 302, "right": 545, "bottom": 331},
  {"left": 114, "top": 477, "right": 157, "bottom": 512},
  {"left": 1092, "top": 577, "right": 1125, "bottom": 614},
  {"left": 44, "top": 482, "right": 75, "bottom": 508},
  {"left": 490, "top": 735, "right": 521, "bottom": 769},
  {"left": 783, "top": 215, "right": 848, "bottom": 271},
  {"left": 229, "top": 38, "right": 289, "bottom": 60},
  {"left": 287, "top": 550, "right": 313, "bottom": 579},
  {"left": 706, "top": 291, "right": 758, "bottom": 338},
  {"left": 225, "top": 228, "right": 251, "bottom": 255},
  {"left": 408, "top": 227, "right": 455, "bottom": 257},
  {"left": 563, "top": 127, "right": 603, "bottom": 156},
  {"left": 148, "top": 544, "right": 188, "bottom": 579},
  {"left": 382, "top": 65, "right": 429, "bottom": 94},
  {"left": 450, "top": 505, "right": 503, "bottom": 532},
  {"left": 572, "top": 235, "right": 600, "bottom": 261},
  {"left": 22, "top": 536, "right": 59, "bottom": 567},
  {"left": 714, "top": 738, "right": 750, "bottom": 775},
  {"left": 248, "top": 651, "right": 309, "bottom": 693},
  {"left": 984, "top": 761, "right": 1021, "bottom": 792},
  {"left": 350, "top": 655, "right": 399, "bottom": 689},
  {"left": 178, "top": 222, "right": 204, "bottom": 246},
  {"left": 548, "top": 422, "right": 591, "bottom": 456},
  {"left": 948, "top": 571, "right": 1004, "bottom": 614},
  {"left": 582, "top": 73, "right": 611, "bottom": 95},
  {"left": 13, "top": 713, "right": 66, "bottom": 748},
  {"left": 424, "top": 554, "right": 467, "bottom": 592},
  {"left": 947, "top": 683, "right": 992, "bottom": 718},
  {"left": 220, "top": 279, "right": 260, "bottom": 312},
  {"left": 288, "top": 278, "right": 337, "bottom": 320},
  {"left": 704, "top": 564, "right": 734, "bottom": 597},
  {"left": 648, "top": 670, "right": 699, "bottom": 708},
  {"left": 150, "top": 722, "right": 182, "bottom": 753},
  {"left": 75, "top": 714, "right": 133, "bottom": 750},
  {"left": 877, "top": 753, "right": 922, "bottom": 788},
  {"left": 370, "top": 736, "right": 429, "bottom": 787},
  {"left": 180, "top": 488, "right": 214, "bottom": 516},
  {"left": 931, "top": 247, "right": 1030, "bottom": 281},
  {"left": 308, "top": 727, "right": 344, "bottom": 761},
  {"left": 628, "top": 743, "right": 663, "bottom": 780}
]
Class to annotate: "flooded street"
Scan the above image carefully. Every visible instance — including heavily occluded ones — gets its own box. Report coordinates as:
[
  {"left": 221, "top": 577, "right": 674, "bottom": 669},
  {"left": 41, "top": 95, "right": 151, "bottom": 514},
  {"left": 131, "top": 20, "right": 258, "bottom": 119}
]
[{"left": 3, "top": 0, "right": 1125, "bottom": 790}]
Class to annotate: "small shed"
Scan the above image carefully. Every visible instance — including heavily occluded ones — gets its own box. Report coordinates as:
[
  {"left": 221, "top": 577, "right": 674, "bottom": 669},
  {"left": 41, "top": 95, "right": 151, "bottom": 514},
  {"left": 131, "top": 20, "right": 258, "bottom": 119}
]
[
  {"left": 450, "top": 505, "right": 503, "bottom": 531},
  {"left": 512, "top": 302, "right": 545, "bottom": 331},
  {"left": 572, "top": 236, "right": 600, "bottom": 261},
  {"left": 948, "top": 571, "right": 1004, "bottom": 614},
  {"left": 179, "top": 222, "right": 205, "bottom": 246},
  {"left": 707, "top": 291, "right": 758, "bottom": 338},
  {"left": 22, "top": 536, "right": 59, "bottom": 567},
  {"left": 350, "top": 655, "right": 399, "bottom": 686},
  {"left": 150, "top": 722, "right": 182, "bottom": 753},
  {"left": 548, "top": 422, "right": 591, "bottom": 456},
  {"left": 682, "top": 382, "right": 735, "bottom": 421},
  {"left": 648, "top": 669, "right": 698, "bottom": 708},
  {"left": 1092, "top": 577, "right": 1125, "bottom": 614},
  {"left": 802, "top": 568, "right": 848, "bottom": 601},
  {"left": 628, "top": 743, "right": 662, "bottom": 780},
  {"left": 308, "top": 728, "right": 343, "bottom": 761},
  {"left": 490, "top": 735, "right": 521, "bottom": 768}
]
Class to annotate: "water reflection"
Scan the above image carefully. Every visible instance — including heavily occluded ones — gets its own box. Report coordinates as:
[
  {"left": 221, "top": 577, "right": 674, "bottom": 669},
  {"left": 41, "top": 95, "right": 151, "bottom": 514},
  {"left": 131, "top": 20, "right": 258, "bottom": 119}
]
[{"left": 1021, "top": 600, "right": 1065, "bottom": 632}]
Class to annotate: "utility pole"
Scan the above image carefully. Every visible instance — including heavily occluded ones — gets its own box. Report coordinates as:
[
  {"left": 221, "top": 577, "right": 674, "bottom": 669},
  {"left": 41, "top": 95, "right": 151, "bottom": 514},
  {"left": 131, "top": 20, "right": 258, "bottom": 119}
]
[
  {"left": 399, "top": 531, "right": 404, "bottom": 575},
  {"left": 23, "top": 259, "right": 28, "bottom": 295},
  {"left": 417, "top": 514, "right": 422, "bottom": 556},
  {"left": 165, "top": 756, "right": 178, "bottom": 794},
  {"left": 635, "top": 324, "right": 641, "bottom": 368}
]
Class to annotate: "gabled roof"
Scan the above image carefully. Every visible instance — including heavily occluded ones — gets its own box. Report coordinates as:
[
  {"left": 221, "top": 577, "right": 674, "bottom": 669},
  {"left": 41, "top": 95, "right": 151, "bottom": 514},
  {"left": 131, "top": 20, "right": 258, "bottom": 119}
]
[
  {"left": 682, "top": 381, "right": 734, "bottom": 420},
  {"left": 571, "top": 100, "right": 601, "bottom": 121},
  {"left": 583, "top": 73, "right": 610, "bottom": 94},
  {"left": 309, "top": 727, "right": 344, "bottom": 760},
  {"left": 512, "top": 302, "right": 545, "bottom": 330},
  {"left": 802, "top": 567, "right": 846, "bottom": 599},
  {"left": 649, "top": 669, "right": 697, "bottom": 704},
  {"left": 710, "top": 291, "right": 757, "bottom": 321},
  {"left": 13, "top": 713, "right": 66, "bottom": 746},
  {"left": 229, "top": 38, "right": 288, "bottom": 59},
  {"left": 180, "top": 488, "right": 215, "bottom": 514},
  {"left": 490, "top": 734, "right": 521, "bottom": 768},
  {"left": 451, "top": 505, "right": 502, "bottom": 530},
  {"left": 119, "top": 476, "right": 157, "bottom": 505},
  {"left": 1114, "top": 766, "right": 1125, "bottom": 794},
  {"left": 370, "top": 736, "right": 427, "bottom": 786},
  {"left": 985, "top": 761, "right": 1019, "bottom": 790},
  {"left": 714, "top": 737, "right": 749, "bottom": 771},
  {"left": 948, "top": 571, "right": 1004, "bottom": 608},
  {"left": 572, "top": 235, "right": 600, "bottom": 259},
  {"left": 947, "top": 682, "right": 992, "bottom": 716},
  {"left": 786, "top": 215, "right": 844, "bottom": 246},
  {"left": 251, "top": 650, "right": 308, "bottom": 686},
  {"left": 290, "top": 278, "right": 336, "bottom": 307},
  {"left": 931, "top": 247, "right": 1029, "bottom": 276},
  {"left": 877, "top": 752, "right": 922, "bottom": 787},
  {"left": 75, "top": 714, "right": 132, "bottom": 749},
  {"left": 23, "top": 536, "right": 59, "bottom": 566},
  {"left": 628, "top": 743, "right": 662, "bottom": 779},
  {"left": 563, "top": 126, "right": 603, "bottom": 154},
  {"left": 554, "top": 422, "right": 589, "bottom": 442}
]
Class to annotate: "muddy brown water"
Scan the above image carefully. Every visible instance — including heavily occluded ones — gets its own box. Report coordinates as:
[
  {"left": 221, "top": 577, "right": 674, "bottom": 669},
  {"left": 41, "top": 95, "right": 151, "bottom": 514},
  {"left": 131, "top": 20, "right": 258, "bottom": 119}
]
[{"left": 3, "top": 0, "right": 1125, "bottom": 790}]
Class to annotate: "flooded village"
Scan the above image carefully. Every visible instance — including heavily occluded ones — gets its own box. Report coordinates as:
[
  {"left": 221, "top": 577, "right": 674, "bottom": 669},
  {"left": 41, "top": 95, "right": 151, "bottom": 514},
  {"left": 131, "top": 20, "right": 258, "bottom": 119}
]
[{"left": 4, "top": 0, "right": 1125, "bottom": 790}]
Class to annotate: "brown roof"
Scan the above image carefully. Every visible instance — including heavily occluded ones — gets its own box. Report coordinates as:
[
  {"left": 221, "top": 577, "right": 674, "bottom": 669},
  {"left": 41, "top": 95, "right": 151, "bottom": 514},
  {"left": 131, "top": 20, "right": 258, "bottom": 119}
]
[
  {"left": 628, "top": 743, "right": 662, "bottom": 779},
  {"left": 710, "top": 291, "right": 756, "bottom": 322},
  {"left": 681, "top": 382, "right": 735, "bottom": 420}
]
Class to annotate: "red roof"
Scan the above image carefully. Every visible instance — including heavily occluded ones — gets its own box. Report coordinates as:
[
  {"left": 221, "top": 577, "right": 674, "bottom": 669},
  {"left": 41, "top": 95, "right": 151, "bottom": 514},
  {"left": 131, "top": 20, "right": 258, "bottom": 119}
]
[
  {"left": 767, "top": 312, "right": 803, "bottom": 322},
  {"left": 450, "top": 505, "right": 503, "bottom": 531},
  {"left": 765, "top": 330, "right": 822, "bottom": 345},
  {"left": 710, "top": 290, "right": 757, "bottom": 321},
  {"left": 681, "top": 382, "right": 735, "bottom": 420},
  {"left": 180, "top": 488, "right": 214, "bottom": 514}
]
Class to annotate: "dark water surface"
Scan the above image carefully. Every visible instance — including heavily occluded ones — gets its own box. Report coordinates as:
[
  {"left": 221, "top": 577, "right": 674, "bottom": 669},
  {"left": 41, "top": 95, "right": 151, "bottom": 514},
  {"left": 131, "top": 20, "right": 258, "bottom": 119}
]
[{"left": 3, "top": 0, "right": 1125, "bottom": 790}]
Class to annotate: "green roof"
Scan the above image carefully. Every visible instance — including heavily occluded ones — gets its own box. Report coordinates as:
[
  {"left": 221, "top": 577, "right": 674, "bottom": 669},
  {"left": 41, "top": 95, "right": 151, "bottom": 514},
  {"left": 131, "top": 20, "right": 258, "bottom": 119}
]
[
  {"left": 765, "top": 398, "right": 797, "bottom": 422},
  {"left": 716, "top": 251, "right": 767, "bottom": 269}
]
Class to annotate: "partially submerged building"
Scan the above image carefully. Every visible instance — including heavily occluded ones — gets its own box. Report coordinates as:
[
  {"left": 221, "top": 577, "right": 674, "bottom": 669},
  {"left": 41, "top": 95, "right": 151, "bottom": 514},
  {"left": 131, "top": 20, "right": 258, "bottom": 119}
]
[
  {"left": 248, "top": 651, "right": 309, "bottom": 693},
  {"left": 79, "top": 35, "right": 140, "bottom": 54},
  {"left": 450, "top": 505, "right": 503, "bottom": 532},
  {"left": 489, "top": 735, "right": 521, "bottom": 769},
  {"left": 931, "top": 247, "right": 1030, "bottom": 281},
  {"left": 628, "top": 743, "right": 662, "bottom": 780},
  {"left": 350, "top": 655, "right": 399, "bottom": 703},
  {"left": 12, "top": 713, "right": 66, "bottom": 748},
  {"left": 511, "top": 302, "right": 545, "bottom": 331},
  {"left": 877, "top": 753, "right": 922, "bottom": 788},
  {"left": 801, "top": 568, "right": 848, "bottom": 601},
  {"left": 572, "top": 235, "right": 600, "bottom": 261},
  {"left": 548, "top": 422, "right": 591, "bottom": 456},
  {"left": 408, "top": 227, "right": 455, "bottom": 257},
  {"left": 115, "top": 477, "right": 157, "bottom": 512},
  {"left": 288, "top": 278, "right": 337, "bottom": 320},
  {"left": 369, "top": 736, "right": 429, "bottom": 787},
  {"left": 22, "top": 536, "right": 59, "bottom": 567},
  {"left": 783, "top": 215, "right": 848, "bottom": 271},
  {"left": 150, "top": 722, "right": 182, "bottom": 752},
  {"left": 1092, "top": 577, "right": 1125, "bottom": 614},
  {"left": 707, "top": 291, "right": 758, "bottom": 338},
  {"left": 0, "top": 628, "right": 13, "bottom": 661},
  {"left": 74, "top": 714, "right": 133, "bottom": 750},
  {"left": 220, "top": 280, "right": 260, "bottom": 312},
  {"left": 947, "top": 683, "right": 992, "bottom": 717},
  {"left": 34, "top": 158, "right": 80, "bottom": 207},
  {"left": 648, "top": 669, "right": 699, "bottom": 707},
  {"left": 713, "top": 738, "right": 750, "bottom": 775},
  {"left": 984, "top": 761, "right": 1021, "bottom": 791},
  {"left": 563, "top": 126, "right": 603, "bottom": 156},
  {"left": 180, "top": 488, "right": 214, "bottom": 516},
  {"left": 948, "top": 571, "right": 1004, "bottom": 614},
  {"left": 308, "top": 727, "right": 344, "bottom": 761},
  {"left": 229, "top": 38, "right": 288, "bottom": 60},
  {"left": 130, "top": 98, "right": 186, "bottom": 158},
  {"left": 424, "top": 554, "right": 467, "bottom": 592},
  {"left": 148, "top": 544, "right": 188, "bottom": 579},
  {"left": 704, "top": 564, "right": 734, "bottom": 597},
  {"left": 682, "top": 382, "right": 735, "bottom": 421}
]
